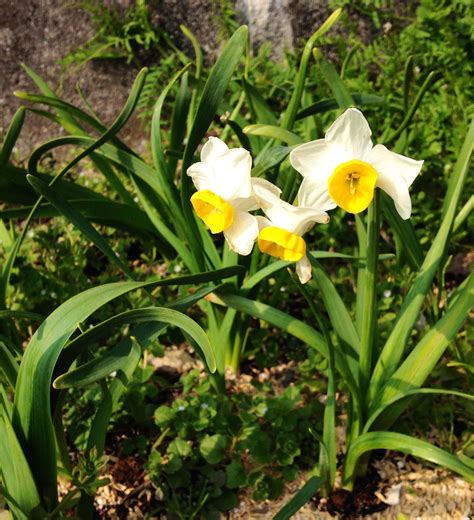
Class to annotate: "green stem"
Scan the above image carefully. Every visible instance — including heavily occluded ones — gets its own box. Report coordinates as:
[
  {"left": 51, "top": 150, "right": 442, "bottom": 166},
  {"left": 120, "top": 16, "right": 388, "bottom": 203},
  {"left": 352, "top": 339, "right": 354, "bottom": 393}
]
[{"left": 359, "top": 193, "right": 380, "bottom": 402}]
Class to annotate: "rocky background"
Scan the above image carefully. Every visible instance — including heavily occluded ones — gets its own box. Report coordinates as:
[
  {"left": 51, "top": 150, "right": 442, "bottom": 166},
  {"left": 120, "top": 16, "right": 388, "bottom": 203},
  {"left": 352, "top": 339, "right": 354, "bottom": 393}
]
[{"left": 0, "top": 0, "right": 381, "bottom": 156}]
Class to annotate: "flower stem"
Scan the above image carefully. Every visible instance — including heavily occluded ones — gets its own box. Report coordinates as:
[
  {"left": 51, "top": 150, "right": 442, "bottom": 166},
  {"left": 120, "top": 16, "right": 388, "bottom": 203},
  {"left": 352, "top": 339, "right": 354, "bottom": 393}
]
[{"left": 359, "top": 192, "right": 380, "bottom": 401}]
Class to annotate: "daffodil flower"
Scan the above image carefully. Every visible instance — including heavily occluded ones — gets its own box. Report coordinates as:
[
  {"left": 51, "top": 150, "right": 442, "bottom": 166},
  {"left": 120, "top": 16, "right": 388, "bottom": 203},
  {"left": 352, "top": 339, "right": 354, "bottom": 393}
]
[
  {"left": 253, "top": 182, "right": 329, "bottom": 284},
  {"left": 187, "top": 137, "right": 277, "bottom": 255},
  {"left": 289, "top": 108, "right": 423, "bottom": 219}
]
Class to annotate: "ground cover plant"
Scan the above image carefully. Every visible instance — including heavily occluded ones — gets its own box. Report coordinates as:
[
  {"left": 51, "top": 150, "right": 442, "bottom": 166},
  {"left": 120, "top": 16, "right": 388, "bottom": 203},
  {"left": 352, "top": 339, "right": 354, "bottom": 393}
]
[{"left": 0, "top": 2, "right": 473, "bottom": 518}]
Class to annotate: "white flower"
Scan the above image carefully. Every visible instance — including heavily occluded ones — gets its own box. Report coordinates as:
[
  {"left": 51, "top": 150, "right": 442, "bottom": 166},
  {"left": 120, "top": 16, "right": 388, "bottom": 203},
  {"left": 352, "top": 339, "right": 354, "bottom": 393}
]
[
  {"left": 253, "top": 181, "right": 329, "bottom": 284},
  {"left": 289, "top": 108, "right": 423, "bottom": 219},
  {"left": 187, "top": 137, "right": 275, "bottom": 255}
]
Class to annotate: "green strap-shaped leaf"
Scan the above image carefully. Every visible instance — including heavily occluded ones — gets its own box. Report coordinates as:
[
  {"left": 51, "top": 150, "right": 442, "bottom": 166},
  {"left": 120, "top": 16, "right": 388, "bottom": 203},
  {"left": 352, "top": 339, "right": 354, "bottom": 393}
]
[
  {"left": 242, "top": 79, "right": 278, "bottom": 126},
  {"left": 0, "top": 165, "right": 111, "bottom": 205},
  {"left": 27, "top": 174, "right": 135, "bottom": 279},
  {"left": 0, "top": 107, "right": 26, "bottom": 167},
  {"left": 251, "top": 145, "right": 292, "bottom": 177},
  {"left": 309, "top": 258, "right": 360, "bottom": 369},
  {"left": 131, "top": 176, "right": 198, "bottom": 271},
  {"left": 370, "top": 120, "right": 474, "bottom": 399},
  {"left": 0, "top": 341, "right": 19, "bottom": 389},
  {"left": 381, "top": 193, "right": 423, "bottom": 269},
  {"left": 54, "top": 339, "right": 141, "bottom": 390},
  {"left": 54, "top": 307, "right": 216, "bottom": 389},
  {"left": 208, "top": 291, "right": 359, "bottom": 400},
  {"left": 0, "top": 199, "right": 156, "bottom": 236},
  {"left": 12, "top": 268, "right": 240, "bottom": 508},
  {"left": 365, "top": 388, "right": 474, "bottom": 434},
  {"left": 384, "top": 71, "right": 440, "bottom": 144},
  {"left": 0, "top": 411, "right": 41, "bottom": 519},
  {"left": 343, "top": 432, "right": 474, "bottom": 487},
  {"left": 151, "top": 65, "right": 190, "bottom": 226},
  {"left": 316, "top": 54, "right": 354, "bottom": 110},
  {"left": 58, "top": 283, "right": 220, "bottom": 370},
  {"left": 296, "top": 94, "right": 384, "bottom": 120},
  {"left": 371, "top": 272, "right": 473, "bottom": 424},
  {"left": 168, "top": 71, "right": 192, "bottom": 173},
  {"left": 243, "top": 124, "right": 303, "bottom": 145},
  {"left": 273, "top": 475, "right": 326, "bottom": 520},
  {"left": 181, "top": 25, "right": 248, "bottom": 189},
  {"left": 281, "top": 9, "right": 341, "bottom": 131},
  {"left": 21, "top": 64, "right": 84, "bottom": 132}
]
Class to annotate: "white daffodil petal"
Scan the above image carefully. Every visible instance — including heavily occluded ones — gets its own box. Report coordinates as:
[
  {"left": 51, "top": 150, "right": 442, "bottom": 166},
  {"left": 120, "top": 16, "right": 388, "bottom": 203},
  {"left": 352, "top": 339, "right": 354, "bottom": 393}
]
[
  {"left": 369, "top": 144, "right": 423, "bottom": 188},
  {"left": 296, "top": 255, "right": 312, "bottom": 284},
  {"left": 264, "top": 201, "right": 328, "bottom": 235},
  {"left": 256, "top": 215, "right": 272, "bottom": 230},
  {"left": 223, "top": 211, "right": 259, "bottom": 255},
  {"left": 252, "top": 177, "right": 283, "bottom": 209},
  {"left": 212, "top": 148, "right": 253, "bottom": 201},
  {"left": 290, "top": 139, "right": 343, "bottom": 181},
  {"left": 325, "top": 108, "right": 373, "bottom": 159},
  {"left": 201, "top": 137, "right": 229, "bottom": 162},
  {"left": 369, "top": 144, "right": 423, "bottom": 220},
  {"left": 298, "top": 176, "right": 338, "bottom": 212},
  {"left": 186, "top": 161, "right": 215, "bottom": 192},
  {"left": 232, "top": 195, "right": 259, "bottom": 212}
]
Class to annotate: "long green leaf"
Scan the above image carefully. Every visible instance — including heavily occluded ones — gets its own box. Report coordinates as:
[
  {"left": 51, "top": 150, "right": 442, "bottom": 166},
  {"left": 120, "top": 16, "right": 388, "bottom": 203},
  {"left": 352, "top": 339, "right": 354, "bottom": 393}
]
[
  {"left": 26, "top": 136, "right": 168, "bottom": 208},
  {"left": 385, "top": 71, "right": 440, "bottom": 144},
  {"left": 0, "top": 341, "right": 19, "bottom": 390},
  {"left": 0, "top": 165, "right": 110, "bottom": 205},
  {"left": 131, "top": 177, "right": 198, "bottom": 271},
  {"left": 243, "top": 124, "right": 303, "bottom": 145},
  {"left": 381, "top": 193, "right": 423, "bottom": 269},
  {"left": 372, "top": 272, "right": 473, "bottom": 422},
  {"left": 27, "top": 174, "right": 135, "bottom": 279},
  {"left": 208, "top": 291, "right": 359, "bottom": 399},
  {"left": 242, "top": 79, "right": 278, "bottom": 126},
  {"left": 21, "top": 64, "right": 83, "bottom": 132},
  {"left": 0, "top": 107, "right": 26, "bottom": 167},
  {"left": 181, "top": 25, "right": 248, "bottom": 185},
  {"left": 316, "top": 54, "right": 354, "bottom": 110},
  {"left": 370, "top": 120, "right": 473, "bottom": 398},
  {"left": 296, "top": 94, "right": 384, "bottom": 120},
  {"left": 343, "top": 432, "right": 474, "bottom": 487},
  {"left": 281, "top": 9, "right": 342, "bottom": 130},
  {"left": 54, "top": 340, "right": 141, "bottom": 390},
  {"left": 12, "top": 268, "right": 239, "bottom": 507},
  {"left": 151, "top": 65, "right": 190, "bottom": 219},
  {"left": 168, "top": 71, "right": 192, "bottom": 172},
  {"left": 365, "top": 388, "right": 474, "bottom": 434},
  {"left": 251, "top": 145, "right": 291, "bottom": 177},
  {"left": 208, "top": 292, "right": 327, "bottom": 356},
  {"left": 273, "top": 475, "right": 326, "bottom": 520},
  {"left": 0, "top": 412, "right": 41, "bottom": 519},
  {"left": 54, "top": 307, "right": 216, "bottom": 390},
  {"left": 59, "top": 283, "right": 220, "bottom": 371},
  {"left": 0, "top": 199, "right": 156, "bottom": 236},
  {"left": 309, "top": 258, "right": 360, "bottom": 362}
]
